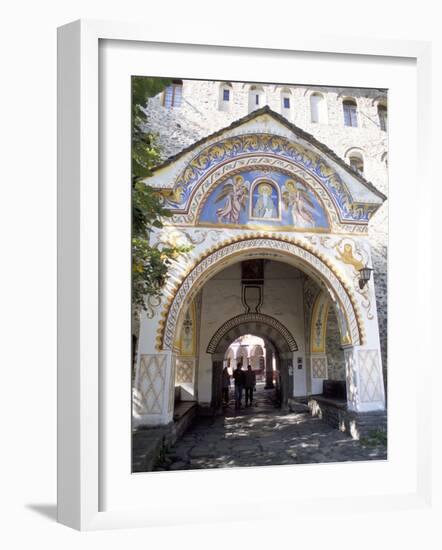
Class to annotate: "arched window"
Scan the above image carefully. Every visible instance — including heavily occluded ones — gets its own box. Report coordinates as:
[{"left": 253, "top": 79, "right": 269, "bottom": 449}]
[
  {"left": 163, "top": 79, "right": 183, "bottom": 109},
  {"left": 310, "top": 92, "right": 327, "bottom": 124},
  {"left": 347, "top": 150, "right": 364, "bottom": 175},
  {"left": 248, "top": 85, "right": 265, "bottom": 113},
  {"left": 343, "top": 98, "right": 358, "bottom": 127},
  {"left": 378, "top": 104, "right": 387, "bottom": 131},
  {"left": 218, "top": 82, "right": 232, "bottom": 112},
  {"left": 280, "top": 88, "right": 292, "bottom": 119}
]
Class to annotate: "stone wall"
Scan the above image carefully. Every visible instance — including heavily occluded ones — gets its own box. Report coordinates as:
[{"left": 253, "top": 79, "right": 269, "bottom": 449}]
[{"left": 143, "top": 79, "right": 388, "bottom": 387}]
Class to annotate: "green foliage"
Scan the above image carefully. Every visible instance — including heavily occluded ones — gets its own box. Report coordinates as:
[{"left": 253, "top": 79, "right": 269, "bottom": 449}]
[
  {"left": 132, "top": 238, "right": 176, "bottom": 310},
  {"left": 360, "top": 429, "right": 387, "bottom": 447},
  {"left": 131, "top": 76, "right": 190, "bottom": 310},
  {"left": 132, "top": 180, "right": 172, "bottom": 236}
]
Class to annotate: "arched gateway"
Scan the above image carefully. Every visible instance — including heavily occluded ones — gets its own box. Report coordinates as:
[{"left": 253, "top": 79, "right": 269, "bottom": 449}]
[
  {"left": 207, "top": 313, "right": 297, "bottom": 412},
  {"left": 133, "top": 107, "right": 386, "bottom": 428}
]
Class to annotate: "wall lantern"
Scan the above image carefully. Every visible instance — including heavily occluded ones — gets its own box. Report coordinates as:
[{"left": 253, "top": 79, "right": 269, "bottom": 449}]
[{"left": 358, "top": 265, "right": 373, "bottom": 289}]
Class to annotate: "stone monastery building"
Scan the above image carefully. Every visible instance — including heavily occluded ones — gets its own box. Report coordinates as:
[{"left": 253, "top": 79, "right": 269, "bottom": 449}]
[{"left": 132, "top": 79, "right": 388, "bottom": 430}]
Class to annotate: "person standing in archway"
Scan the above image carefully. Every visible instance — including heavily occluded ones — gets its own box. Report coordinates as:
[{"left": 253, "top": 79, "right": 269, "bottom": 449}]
[
  {"left": 244, "top": 364, "right": 256, "bottom": 407},
  {"left": 222, "top": 365, "right": 231, "bottom": 406},
  {"left": 233, "top": 363, "right": 245, "bottom": 409}
]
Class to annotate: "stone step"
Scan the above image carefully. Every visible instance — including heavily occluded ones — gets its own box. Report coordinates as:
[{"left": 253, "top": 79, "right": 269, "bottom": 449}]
[
  {"left": 173, "top": 401, "right": 197, "bottom": 421},
  {"left": 132, "top": 403, "right": 198, "bottom": 472},
  {"left": 132, "top": 434, "right": 164, "bottom": 472}
]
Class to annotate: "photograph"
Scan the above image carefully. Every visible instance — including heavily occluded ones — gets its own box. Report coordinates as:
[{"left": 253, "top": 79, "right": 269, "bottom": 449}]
[
  {"left": 131, "top": 77, "right": 389, "bottom": 473},
  {"left": 1, "top": 0, "right": 437, "bottom": 539}
]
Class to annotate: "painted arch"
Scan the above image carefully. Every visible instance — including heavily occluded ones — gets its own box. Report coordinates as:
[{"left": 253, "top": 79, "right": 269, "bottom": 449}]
[{"left": 156, "top": 235, "right": 365, "bottom": 352}]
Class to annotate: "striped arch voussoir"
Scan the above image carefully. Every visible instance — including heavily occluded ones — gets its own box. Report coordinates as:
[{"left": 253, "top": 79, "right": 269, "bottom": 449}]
[{"left": 206, "top": 313, "right": 299, "bottom": 354}]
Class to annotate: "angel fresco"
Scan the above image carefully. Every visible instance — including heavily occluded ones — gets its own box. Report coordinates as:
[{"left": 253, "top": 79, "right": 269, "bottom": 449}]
[
  {"left": 336, "top": 243, "right": 364, "bottom": 272},
  {"left": 335, "top": 302, "right": 351, "bottom": 345},
  {"left": 215, "top": 175, "right": 249, "bottom": 224},
  {"left": 282, "top": 179, "right": 317, "bottom": 228}
]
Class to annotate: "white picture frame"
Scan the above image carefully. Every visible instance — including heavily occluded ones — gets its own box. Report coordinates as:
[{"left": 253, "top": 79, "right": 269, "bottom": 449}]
[{"left": 57, "top": 19, "right": 433, "bottom": 531}]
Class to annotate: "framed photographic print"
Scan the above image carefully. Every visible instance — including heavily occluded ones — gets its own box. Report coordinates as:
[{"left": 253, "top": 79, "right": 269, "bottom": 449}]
[
  {"left": 131, "top": 75, "right": 389, "bottom": 473},
  {"left": 57, "top": 20, "right": 432, "bottom": 530}
]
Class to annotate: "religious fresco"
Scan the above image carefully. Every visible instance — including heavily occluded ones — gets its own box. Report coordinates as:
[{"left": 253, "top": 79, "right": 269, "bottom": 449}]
[
  {"left": 335, "top": 243, "right": 364, "bottom": 272},
  {"left": 198, "top": 170, "right": 328, "bottom": 229},
  {"left": 213, "top": 175, "right": 249, "bottom": 224},
  {"left": 282, "top": 180, "right": 318, "bottom": 228},
  {"left": 177, "top": 303, "right": 195, "bottom": 355},
  {"left": 311, "top": 292, "right": 330, "bottom": 353},
  {"left": 335, "top": 300, "right": 351, "bottom": 346},
  {"left": 250, "top": 181, "right": 280, "bottom": 221},
  {"left": 162, "top": 133, "right": 382, "bottom": 223}
]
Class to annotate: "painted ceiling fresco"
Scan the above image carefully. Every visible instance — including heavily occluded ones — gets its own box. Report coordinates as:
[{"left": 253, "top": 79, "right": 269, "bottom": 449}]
[{"left": 199, "top": 170, "right": 329, "bottom": 230}]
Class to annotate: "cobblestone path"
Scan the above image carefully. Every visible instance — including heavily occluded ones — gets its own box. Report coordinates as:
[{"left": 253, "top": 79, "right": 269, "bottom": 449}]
[{"left": 155, "top": 384, "right": 387, "bottom": 471}]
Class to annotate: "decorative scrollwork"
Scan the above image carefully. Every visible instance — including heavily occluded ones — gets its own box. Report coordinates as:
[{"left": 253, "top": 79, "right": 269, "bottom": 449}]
[
  {"left": 181, "top": 229, "right": 222, "bottom": 245},
  {"left": 145, "top": 295, "right": 162, "bottom": 319}
]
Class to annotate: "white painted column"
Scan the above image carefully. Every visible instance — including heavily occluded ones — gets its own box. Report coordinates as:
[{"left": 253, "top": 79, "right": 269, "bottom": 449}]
[
  {"left": 132, "top": 312, "right": 177, "bottom": 427},
  {"left": 343, "top": 241, "right": 386, "bottom": 412},
  {"left": 344, "top": 346, "right": 385, "bottom": 412}
]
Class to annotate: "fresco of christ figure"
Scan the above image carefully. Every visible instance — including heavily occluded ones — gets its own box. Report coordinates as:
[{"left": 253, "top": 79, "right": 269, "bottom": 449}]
[{"left": 252, "top": 183, "right": 278, "bottom": 219}]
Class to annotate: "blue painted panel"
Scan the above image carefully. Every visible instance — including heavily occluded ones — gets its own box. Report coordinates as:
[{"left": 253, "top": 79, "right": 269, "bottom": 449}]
[
  {"left": 199, "top": 170, "right": 328, "bottom": 229},
  {"left": 163, "top": 134, "right": 374, "bottom": 222}
]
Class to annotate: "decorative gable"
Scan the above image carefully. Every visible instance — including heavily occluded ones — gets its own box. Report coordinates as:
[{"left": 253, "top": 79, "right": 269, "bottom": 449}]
[{"left": 143, "top": 107, "right": 385, "bottom": 234}]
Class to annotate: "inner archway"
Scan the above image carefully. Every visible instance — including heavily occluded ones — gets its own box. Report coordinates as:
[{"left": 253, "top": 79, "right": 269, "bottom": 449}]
[
  {"left": 187, "top": 258, "right": 309, "bottom": 416},
  {"left": 208, "top": 311, "right": 296, "bottom": 412},
  {"left": 222, "top": 334, "right": 269, "bottom": 403}
]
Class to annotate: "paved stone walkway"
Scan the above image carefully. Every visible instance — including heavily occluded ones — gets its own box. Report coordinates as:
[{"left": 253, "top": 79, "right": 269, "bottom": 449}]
[{"left": 155, "top": 383, "right": 387, "bottom": 471}]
